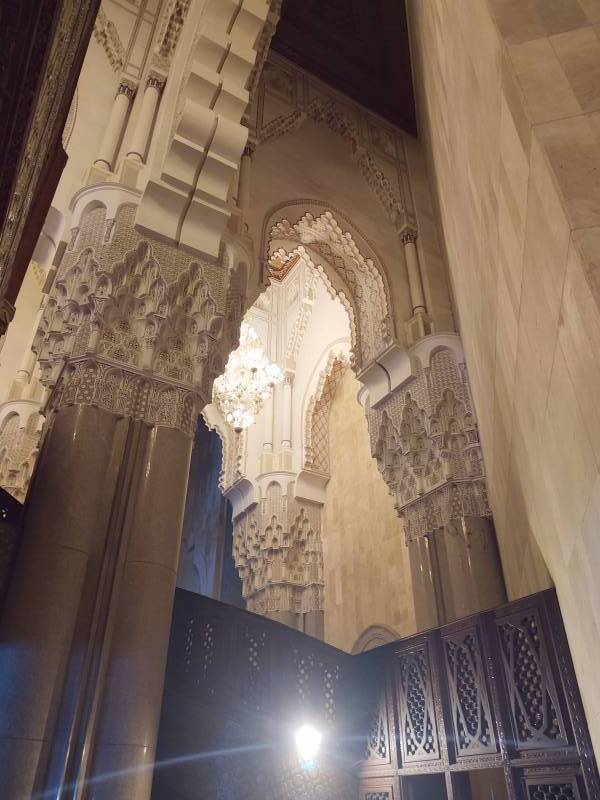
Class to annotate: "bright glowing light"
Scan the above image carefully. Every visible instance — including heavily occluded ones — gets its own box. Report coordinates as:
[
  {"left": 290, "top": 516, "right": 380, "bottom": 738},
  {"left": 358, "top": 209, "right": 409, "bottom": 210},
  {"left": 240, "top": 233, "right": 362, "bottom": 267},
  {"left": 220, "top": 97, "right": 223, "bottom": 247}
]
[
  {"left": 212, "top": 323, "right": 283, "bottom": 432},
  {"left": 295, "top": 724, "right": 322, "bottom": 765}
]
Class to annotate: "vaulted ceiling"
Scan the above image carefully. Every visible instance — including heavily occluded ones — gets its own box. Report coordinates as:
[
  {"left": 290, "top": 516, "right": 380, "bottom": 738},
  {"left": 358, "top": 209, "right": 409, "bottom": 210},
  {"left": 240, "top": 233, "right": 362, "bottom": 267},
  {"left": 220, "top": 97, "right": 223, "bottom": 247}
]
[{"left": 271, "top": 0, "right": 417, "bottom": 135}]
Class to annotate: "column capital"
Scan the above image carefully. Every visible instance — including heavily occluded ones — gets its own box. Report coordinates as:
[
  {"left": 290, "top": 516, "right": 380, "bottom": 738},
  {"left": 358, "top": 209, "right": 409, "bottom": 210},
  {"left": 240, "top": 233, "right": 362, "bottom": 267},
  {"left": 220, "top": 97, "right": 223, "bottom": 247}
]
[
  {"left": 243, "top": 141, "right": 256, "bottom": 158},
  {"left": 117, "top": 78, "right": 137, "bottom": 101},
  {"left": 146, "top": 70, "right": 166, "bottom": 92},
  {"left": 34, "top": 200, "right": 243, "bottom": 437},
  {"left": 400, "top": 227, "right": 418, "bottom": 246}
]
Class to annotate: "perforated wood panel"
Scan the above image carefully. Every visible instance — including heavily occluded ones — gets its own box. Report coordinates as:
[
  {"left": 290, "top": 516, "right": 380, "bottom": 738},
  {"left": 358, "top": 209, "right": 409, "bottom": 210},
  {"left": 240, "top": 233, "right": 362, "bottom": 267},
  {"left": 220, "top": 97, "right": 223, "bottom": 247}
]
[{"left": 154, "top": 589, "right": 600, "bottom": 800}]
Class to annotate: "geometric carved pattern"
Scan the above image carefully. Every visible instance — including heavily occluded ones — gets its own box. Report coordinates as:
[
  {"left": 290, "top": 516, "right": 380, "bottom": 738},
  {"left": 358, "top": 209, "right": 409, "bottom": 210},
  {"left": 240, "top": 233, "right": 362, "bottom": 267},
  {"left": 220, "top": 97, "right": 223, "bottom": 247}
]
[
  {"left": 304, "top": 353, "right": 348, "bottom": 475},
  {"left": 279, "top": 757, "right": 357, "bottom": 800},
  {"left": 93, "top": 8, "right": 125, "bottom": 72},
  {"left": 294, "top": 647, "right": 340, "bottom": 727},
  {"left": 527, "top": 782, "right": 581, "bottom": 800},
  {"left": 164, "top": 590, "right": 600, "bottom": 800},
  {"left": 497, "top": 611, "right": 566, "bottom": 748},
  {"left": 370, "top": 346, "right": 492, "bottom": 541},
  {"left": 0, "top": 0, "right": 99, "bottom": 329},
  {"left": 268, "top": 211, "right": 393, "bottom": 369},
  {"left": 256, "top": 58, "right": 416, "bottom": 233},
  {"left": 364, "top": 702, "right": 388, "bottom": 761},
  {"left": 444, "top": 628, "right": 496, "bottom": 756},
  {"left": 396, "top": 646, "right": 440, "bottom": 762},
  {"left": 233, "top": 481, "right": 324, "bottom": 615},
  {"left": 239, "top": 625, "right": 268, "bottom": 713},
  {"left": 0, "top": 410, "right": 40, "bottom": 501},
  {"left": 153, "top": 0, "right": 192, "bottom": 69},
  {"left": 33, "top": 200, "right": 239, "bottom": 435},
  {"left": 50, "top": 361, "right": 200, "bottom": 438},
  {"left": 183, "top": 616, "right": 217, "bottom": 696}
]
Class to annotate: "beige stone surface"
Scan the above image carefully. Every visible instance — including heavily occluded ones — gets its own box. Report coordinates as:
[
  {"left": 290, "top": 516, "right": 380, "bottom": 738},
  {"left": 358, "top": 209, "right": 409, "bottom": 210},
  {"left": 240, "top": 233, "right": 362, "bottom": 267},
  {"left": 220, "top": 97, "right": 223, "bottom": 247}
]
[
  {"left": 409, "top": 0, "right": 600, "bottom": 756},
  {"left": 322, "top": 369, "right": 416, "bottom": 652}
]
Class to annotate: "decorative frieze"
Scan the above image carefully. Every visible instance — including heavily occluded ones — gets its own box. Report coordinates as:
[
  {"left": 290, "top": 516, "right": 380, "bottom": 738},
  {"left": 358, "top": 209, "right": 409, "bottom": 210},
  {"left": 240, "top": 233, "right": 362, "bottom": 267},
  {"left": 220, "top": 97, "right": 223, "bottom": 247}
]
[
  {"left": 93, "top": 8, "right": 125, "bottom": 73},
  {"left": 153, "top": 0, "right": 192, "bottom": 70}
]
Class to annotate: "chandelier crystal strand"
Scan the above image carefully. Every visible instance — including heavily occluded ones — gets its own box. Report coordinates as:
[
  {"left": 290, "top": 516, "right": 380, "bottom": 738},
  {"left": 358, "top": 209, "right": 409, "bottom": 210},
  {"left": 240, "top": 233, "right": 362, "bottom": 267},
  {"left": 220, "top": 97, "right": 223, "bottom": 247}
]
[{"left": 213, "top": 323, "right": 283, "bottom": 432}]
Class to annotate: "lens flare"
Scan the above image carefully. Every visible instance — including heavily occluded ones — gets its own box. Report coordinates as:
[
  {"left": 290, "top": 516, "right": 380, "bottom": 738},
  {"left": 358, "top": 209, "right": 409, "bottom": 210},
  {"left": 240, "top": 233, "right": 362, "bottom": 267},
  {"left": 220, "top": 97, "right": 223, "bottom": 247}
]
[{"left": 295, "top": 724, "right": 322, "bottom": 765}]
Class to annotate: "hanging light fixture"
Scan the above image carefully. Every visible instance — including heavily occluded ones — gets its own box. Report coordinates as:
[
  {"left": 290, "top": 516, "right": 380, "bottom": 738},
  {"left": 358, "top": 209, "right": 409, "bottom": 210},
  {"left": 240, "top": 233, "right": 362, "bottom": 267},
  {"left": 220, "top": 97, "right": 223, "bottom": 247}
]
[{"left": 213, "top": 322, "right": 283, "bottom": 432}]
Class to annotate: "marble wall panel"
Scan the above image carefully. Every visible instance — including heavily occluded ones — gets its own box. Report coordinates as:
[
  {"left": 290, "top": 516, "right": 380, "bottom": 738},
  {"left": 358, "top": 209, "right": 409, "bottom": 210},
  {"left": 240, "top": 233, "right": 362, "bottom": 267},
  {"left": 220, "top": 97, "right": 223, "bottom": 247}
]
[{"left": 409, "top": 0, "right": 600, "bottom": 757}]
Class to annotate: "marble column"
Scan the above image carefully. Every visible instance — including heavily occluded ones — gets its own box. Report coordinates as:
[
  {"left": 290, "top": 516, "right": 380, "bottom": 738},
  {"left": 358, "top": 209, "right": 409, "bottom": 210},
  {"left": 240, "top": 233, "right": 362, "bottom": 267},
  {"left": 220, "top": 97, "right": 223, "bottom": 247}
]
[
  {"left": 0, "top": 406, "right": 193, "bottom": 800},
  {"left": 280, "top": 374, "right": 293, "bottom": 471},
  {"left": 126, "top": 73, "right": 164, "bottom": 163},
  {"left": 304, "top": 610, "right": 324, "bottom": 640},
  {"left": 400, "top": 229, "right": 426, "bottom": 315},
  {"left": 89, "top": 424, "right": 192, "bottom": 800},
  {"left": 267, "top": 610, "right": 300, "bottom": 630},
  {"left": 9, "top": 306, "right": 43, "bottom": 399},
  {"left": 408, "top": 534, "right": 442, "bottom": 631},
  {"left": 0, "top": 405, "right": 127, "bottom": 799},
  {"left": 434, "top": 516, "right": 506, "bottom": 622},
  {"left": 260, "top": 394, "right": 274, "bottom": 472},
  {"left": 95, "top": 80, "right": 136, "bottom": 171}
]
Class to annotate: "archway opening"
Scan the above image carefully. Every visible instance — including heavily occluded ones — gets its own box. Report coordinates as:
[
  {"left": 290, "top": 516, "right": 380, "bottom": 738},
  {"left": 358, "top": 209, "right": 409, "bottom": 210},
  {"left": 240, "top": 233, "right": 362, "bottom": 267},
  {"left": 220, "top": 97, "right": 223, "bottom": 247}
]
[{"left": 178, "top": 206, "right": 416, "bottom": 650}]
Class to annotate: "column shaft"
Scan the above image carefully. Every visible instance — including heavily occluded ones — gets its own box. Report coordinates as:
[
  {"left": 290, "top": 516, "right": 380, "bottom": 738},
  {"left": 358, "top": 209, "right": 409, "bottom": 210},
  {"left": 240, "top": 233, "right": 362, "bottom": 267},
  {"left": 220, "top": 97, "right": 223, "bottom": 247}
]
[
  {"left": 281, "top": 376, "right": 293, "bottom": 450},
  {"left": 408, "top": 534, "right": 442, "bottom": 630},
  {"left": 435, "top": 516, "right": 507, "bottom": 621},
  {"left": 0, "top": 407, "right": 193, "bottom": 800},
  {"left": 237, "top": 145, "right": 253, "bottom": 214},
  {"left": 126, "top": 76, "right": 163, "bottom": 163},
  {"left": 89, "top": 425, "right": 192, "bottom": 800},
  {"left": 95, "top": 83, "right": 135, "bottom": 171},
  {"left": 0, "top": 406, "right": 128, "bottom": 799},
  {"left": 260, "top": 394, "right": 274, "bottom": 473},
  {"left": 401, "top": 231, "right": 427, "bottom": 314}
]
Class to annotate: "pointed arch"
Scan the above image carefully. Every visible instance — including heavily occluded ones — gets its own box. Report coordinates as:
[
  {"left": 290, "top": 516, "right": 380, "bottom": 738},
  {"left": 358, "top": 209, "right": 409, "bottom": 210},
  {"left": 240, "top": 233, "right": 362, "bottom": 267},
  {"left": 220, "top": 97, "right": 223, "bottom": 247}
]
[{"left": 261, "top": 201, "right": 396, "bottom": 371}]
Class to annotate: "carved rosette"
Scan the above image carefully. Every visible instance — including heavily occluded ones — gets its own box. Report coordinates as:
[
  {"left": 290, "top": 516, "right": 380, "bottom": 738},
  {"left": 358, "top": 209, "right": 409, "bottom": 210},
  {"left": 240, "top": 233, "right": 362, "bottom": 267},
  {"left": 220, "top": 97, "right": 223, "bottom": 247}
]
[
  {"left": 233, "top": 481, "right": 324, "bottom": 615},
  {"left": 368, "top": 343, "right": 492, "bottom": 542},
  {"left": 33, "top": 196, "right": 243, "bottom": 437}
]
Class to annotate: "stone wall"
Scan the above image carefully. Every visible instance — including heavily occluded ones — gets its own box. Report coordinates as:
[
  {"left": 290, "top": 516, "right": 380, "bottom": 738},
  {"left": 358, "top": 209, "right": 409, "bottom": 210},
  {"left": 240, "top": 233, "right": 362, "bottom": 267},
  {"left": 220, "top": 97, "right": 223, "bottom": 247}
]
[
  {"left": 409, "top": 0, "right": 600, "bottom": 754},
  {"left": 322, "top": 368, "right": 416, "bottom": 651}
]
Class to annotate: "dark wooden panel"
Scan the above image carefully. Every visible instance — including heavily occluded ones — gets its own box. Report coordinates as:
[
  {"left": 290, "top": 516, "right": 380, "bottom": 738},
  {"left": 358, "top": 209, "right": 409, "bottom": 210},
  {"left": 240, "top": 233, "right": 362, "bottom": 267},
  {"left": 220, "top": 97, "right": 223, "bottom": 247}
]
[{"left": 155, "top": 589, "right": 600, "bottom": 800}]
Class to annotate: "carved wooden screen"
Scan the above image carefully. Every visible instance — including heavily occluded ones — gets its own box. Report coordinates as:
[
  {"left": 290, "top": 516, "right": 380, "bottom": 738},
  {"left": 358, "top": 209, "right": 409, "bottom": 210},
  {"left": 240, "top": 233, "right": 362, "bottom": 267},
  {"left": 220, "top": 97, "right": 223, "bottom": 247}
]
[
  {"left": 153, "top": 591, "right": 361, "bottom": 800},
  {"left": 496, "top": 606, "right": 568, "bottom": 750},
  {"left": 154, "top": 588, "right": 599, "bottom": 800},
  {"left": 356, "top": 590, "right": 600, "bottom": 800},
  {"left": 394, "top": 638, "right": 444, "bottom": 767},
  {"left": 442, "top": 621, "right": 499, "bottom": 760}
]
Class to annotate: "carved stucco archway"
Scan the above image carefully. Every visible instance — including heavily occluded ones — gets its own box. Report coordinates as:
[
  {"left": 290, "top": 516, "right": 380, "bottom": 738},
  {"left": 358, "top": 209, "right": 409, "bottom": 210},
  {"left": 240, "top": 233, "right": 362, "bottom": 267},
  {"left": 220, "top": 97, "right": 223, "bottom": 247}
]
[{"left": 261, "top": 201, "right": 397, "bottom": 373}]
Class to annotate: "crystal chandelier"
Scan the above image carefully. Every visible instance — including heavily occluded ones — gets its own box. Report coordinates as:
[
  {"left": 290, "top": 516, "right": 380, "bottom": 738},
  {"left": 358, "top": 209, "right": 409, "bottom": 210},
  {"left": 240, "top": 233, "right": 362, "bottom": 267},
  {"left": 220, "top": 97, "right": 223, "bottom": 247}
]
[{"left": 213, "top": 323, "right": 283, "bottom": 432}]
